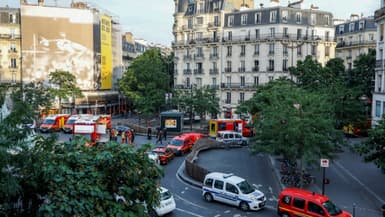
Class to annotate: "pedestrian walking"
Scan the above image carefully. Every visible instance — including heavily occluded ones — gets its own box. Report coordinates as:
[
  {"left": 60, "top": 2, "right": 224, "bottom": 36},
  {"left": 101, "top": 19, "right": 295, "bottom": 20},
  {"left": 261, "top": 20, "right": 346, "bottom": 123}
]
[
  {"left": 121, "top": 131, "right": 126, "bottom": 144},
  {"left": 125, "top": 130, "right": 130, "bottom": 144},
  {"left": 131, "top": 129, "right": 135, "bottom": 143},
  {"left": 163, "top": 128, "right": 167, "bottom": 141},
  {"left": 156, "top": 130, "right": 163, "bottom": 145},
  {"left": 147, "top": 127, "right": 152, "bottom": 140}
]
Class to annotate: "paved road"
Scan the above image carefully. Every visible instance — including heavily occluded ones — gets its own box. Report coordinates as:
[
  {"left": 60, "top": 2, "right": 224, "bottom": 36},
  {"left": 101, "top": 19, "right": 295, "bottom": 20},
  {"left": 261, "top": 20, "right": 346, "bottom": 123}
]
[{"left": 48, "top": 130, "right": 385, "bottom": 217}]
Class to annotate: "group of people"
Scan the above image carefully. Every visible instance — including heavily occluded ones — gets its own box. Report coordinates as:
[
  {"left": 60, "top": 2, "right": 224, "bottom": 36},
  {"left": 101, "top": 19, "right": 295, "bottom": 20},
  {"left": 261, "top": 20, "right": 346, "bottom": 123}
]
[{"left": 110, "top": 128, "right": 135, "bottom": 145}]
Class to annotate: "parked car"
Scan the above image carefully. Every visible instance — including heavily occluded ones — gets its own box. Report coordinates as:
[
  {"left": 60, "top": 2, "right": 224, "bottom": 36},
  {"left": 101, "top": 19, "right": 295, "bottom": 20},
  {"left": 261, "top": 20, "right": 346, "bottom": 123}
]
[
  {"left": 152, "top": 147, "right": 174, "bottom": 165},
  {"left": 146, "top": 151, "right": 160, "bottom": 165},
  {"left": 153, "top": 187, "right": 176, "bottom": 216},
  {"left": 202, "top": 172, "right": 266, "bottom": 211},
  {"left": 277, "top": 188, "right": 352, "bottom": 217},
  {"left": 216, "top": 131, "right": 248, "bottom": 146}
]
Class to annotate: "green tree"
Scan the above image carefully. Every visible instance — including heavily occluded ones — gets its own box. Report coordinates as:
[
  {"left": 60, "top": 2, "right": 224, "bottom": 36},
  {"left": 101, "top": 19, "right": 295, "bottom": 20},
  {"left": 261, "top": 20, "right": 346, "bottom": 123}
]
[
  {"left": 349, "top": 49, "right": 376, "bottom": 98},
  {"left": 248, "top": 79, "right": 342, "bottom": 167},
  {"left": 48, "top": 70, "right": 83, "bottom": 113},
  {"left": 356, "top": 118, "right": 385, "bottom": 171},
  {"left": 119, "top": 49, "right": 170, "bottom": 116}
]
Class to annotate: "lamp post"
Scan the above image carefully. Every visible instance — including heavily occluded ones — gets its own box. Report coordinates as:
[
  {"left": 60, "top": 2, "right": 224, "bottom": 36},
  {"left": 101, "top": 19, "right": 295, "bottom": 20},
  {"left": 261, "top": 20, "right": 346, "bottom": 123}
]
[{"left": 190, "top": 84, "right": 194, "bottom": 131}]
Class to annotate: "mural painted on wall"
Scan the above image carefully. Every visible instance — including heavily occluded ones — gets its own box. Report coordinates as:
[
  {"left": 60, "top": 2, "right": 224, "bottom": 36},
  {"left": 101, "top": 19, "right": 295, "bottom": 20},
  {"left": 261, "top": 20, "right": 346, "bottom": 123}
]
[{"left": 21, "top": 5, "right": 97, "bottom": 90}]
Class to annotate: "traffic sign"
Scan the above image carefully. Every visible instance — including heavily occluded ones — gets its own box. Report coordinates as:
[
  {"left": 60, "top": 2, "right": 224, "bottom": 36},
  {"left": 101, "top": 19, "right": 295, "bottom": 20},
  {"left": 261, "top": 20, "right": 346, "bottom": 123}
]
[{"left": 320, "top": 159, "right": 329, "bottom": 168}]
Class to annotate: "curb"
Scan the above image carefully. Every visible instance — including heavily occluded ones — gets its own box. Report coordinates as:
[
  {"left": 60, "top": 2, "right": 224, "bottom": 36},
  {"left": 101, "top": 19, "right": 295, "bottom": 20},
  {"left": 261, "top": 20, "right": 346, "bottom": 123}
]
[
  {"left": 268, "top": 155, "right": 285, "bottom": 191},
  {"left": 176, "top": 161, "right": 202, "bottom": 188}
]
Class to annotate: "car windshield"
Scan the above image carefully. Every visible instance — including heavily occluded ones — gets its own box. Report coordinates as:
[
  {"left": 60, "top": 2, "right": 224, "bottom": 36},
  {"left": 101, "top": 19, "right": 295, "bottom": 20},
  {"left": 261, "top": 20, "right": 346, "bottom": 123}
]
[
  {"left": 66, "top": 119, "right": 77, "bottom": 124},
  {"left": 323, "top": 200, "right": 342, "bottom": 216},
  {"left": 42, "top": 119, "right": 55, "bottom": 124},
  {"left": 160, "top": 190, "right": 172, "bottom": 201},
  {"left": 236, "top": 180, "right": 255, "bottom": 194},
  {"left": 170, "top": 139, "right": 183, "bottom": 146}
]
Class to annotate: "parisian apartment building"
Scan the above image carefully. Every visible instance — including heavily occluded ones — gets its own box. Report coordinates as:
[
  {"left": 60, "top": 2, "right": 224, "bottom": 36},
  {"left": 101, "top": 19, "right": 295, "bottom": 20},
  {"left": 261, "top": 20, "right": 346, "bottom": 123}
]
[
  {"left": 373, "top": 0, "right": 385, "bottom": 125},
  {"left": 172, "top": 0, "right": 336, "bottom": 118},
  {"left": 0, "top": 7, "right": 21, "bottom": 85},
  {"left": 335, "top": 15, "right": 376, "bottom": 70}
]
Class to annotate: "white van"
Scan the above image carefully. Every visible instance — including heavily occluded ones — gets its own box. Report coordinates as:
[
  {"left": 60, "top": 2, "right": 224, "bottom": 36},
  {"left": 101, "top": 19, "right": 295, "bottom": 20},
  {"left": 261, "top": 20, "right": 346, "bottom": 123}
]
[
  {"left": 202, "top": 172, "right": 266, "bottom": 211},
  {"left": 216, "top": 131, "right": 248, "bottom": 146}
]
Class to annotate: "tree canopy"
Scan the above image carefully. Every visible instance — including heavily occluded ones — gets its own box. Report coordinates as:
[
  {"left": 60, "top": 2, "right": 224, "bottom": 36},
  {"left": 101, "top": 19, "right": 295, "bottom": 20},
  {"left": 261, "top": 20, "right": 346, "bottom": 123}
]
[
  {"left": 119, "top": 49, "right": 171, "bottom": 116},
  {"left": 249, "top": 79, "right": 342, "bottom": 166}
]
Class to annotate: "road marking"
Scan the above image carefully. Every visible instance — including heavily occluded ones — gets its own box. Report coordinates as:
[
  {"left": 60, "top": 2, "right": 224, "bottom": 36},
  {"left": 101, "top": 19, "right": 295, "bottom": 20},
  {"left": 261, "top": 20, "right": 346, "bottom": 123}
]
[
  {"left": 253, "top": 184, "right": 262, "bottom": 189},
  {"left": 173, "top": 193, "right": 208, "bottom": 210},
  {"left": 335, "top": 161, "right": 385, "bottom": 205},
  {"left": 175, "top": 208, "right": 205, "bottom": 217}
]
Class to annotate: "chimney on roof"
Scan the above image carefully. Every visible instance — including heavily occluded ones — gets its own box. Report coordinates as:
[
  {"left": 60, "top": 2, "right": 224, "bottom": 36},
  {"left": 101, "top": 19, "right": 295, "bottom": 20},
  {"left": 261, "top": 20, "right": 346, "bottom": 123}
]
[
  {"left": 350, "top": 14, "right": 359, "bottom": 20},
  {"left": 38, "top": 0, "right": 44, "bottom": 6},
  {"left": 310, "top": 4, "right": 319, "bottom": 10},
  {"left": 270, "top": 0, "right": 279, "bottom": 7}
]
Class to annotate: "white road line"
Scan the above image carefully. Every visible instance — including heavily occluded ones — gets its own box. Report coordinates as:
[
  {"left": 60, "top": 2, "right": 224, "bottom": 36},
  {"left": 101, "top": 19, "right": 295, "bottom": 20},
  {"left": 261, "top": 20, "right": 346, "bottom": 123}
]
[
  {"left": 175, "top": 208, "right": 205, "bottom": 217},
  {"left": 335, "top": 161, "right": 385, "bottom": 205},
  {"left": 173, "top": 193, "right": 208, "bottom": 210}
]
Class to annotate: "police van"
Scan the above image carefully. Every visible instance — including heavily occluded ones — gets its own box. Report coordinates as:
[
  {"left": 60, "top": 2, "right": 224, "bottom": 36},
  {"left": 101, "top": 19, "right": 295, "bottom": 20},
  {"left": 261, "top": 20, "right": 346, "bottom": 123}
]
[{"left": 202, "top": 172, "right": 266, "bottom": 211}]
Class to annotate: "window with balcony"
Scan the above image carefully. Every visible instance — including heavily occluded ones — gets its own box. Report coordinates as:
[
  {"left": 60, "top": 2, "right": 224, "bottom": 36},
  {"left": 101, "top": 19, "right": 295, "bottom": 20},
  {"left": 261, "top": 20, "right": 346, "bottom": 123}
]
[
  {"left": 196, "top": 32, "right": 203, "bottom": 41},
  {"left": 269, "top": 43, "right": 275, "bottom": 55},
  {"left": 196, "top": 78, "right": 202, "bottom": 87},
  {"left": 227, "top": 31, "right": 232, "bottom": 41},
  {"left": 297, "top": 45, "right": 302, "bottom": 56},
  {"left": 253, "top": 60, "right": 259, "bottom": 71},
  {"left": 214, "top": 16, "right": 219, "bottom": 26},
  {"left": 378, "top": 74, "right": 383, "bottom": 92},
  {"left": 268, "top": 76, "right": 274, "bottom": 81},
  {"left": 10, "top": 58, "right": 17, "bottom": 68},
  {"left": 282, "top": 10, "right": 288, "bottom": 23},
  {"left": 268, "top": 59, "right": 274, "bottom": 71},
  {"left": 240, "top": 45, "right": 246, "bottom": 56},
  {"left": 283, "top": 59, "right": 288, "bottom": 71},
  {"left": 9, "top": 14, "right": 17, "bottom": 24},
  {"left": 255, "top": 12, "right": 261, "bottom": 24},
  {"left": 212, "top": 47, "right": 218, "bottom": 58},
  {"left": 226, "top": 92, "right": 231, "bottom": 104},
  {"left": 239, "top": 60, "right": 245, "bottom": 72},
  {"left": 239, "top": 92, "right": 245, "bottom": 103},
  {"left": 10, "top": 42, "right": 16, "bottom": 52},
  {"left": 283, "top": 27, "right": 289, "bottom": 38},
  {"left": 212, "top": 77, "right": 217, "bottom": 87},
  {"left": 228, "top": 15, "right": 234, "bottom": 27},
  {"left": 375, "top": 101, "right": 381, "bottom": 117},
  {"left": 325, "top": 31, "right": 329, "bottom": 41},
  {"left": 227, "top": 46, "right": 232, "bottom": 57},
  {"left": 325, "top": 15, "right": 330, "bottom": 26},
  {"left": 196, "top": 47, "right": 203, "bottom": 57},
  {"left": 196, "top": 17, "right": 203, "bottom": 25},
  {"left": 254, "top": 76, "right": 259, "bottom": 86},
  {"left": 270, "top": 27, "right": 275, "bottom": 37},
  {"left": 255, "top": 29, "right": 260, "bottom": 39},
  {"left": 241, "top": 14, "right": 248, "bottom": 25},
  {"left": 254, "top": 44, "right": 260, "bottom": 55},
  {"left": 283, "top": 45, "right": 288, "bottom": 55},
  {"left": 311, "top": 45, "right": 316, "bottom": 55},
  {"left": 270, "top": 10, "right": 277, "bottom": 23},
  {"left": 297, "top": 29, "right": 302, "bottom": 40},
  {"left": 225, "top": 61, "right": 232, "bottom": 72},
  {"left": 188, "top": 18, "right": 193, "bottom": 29},
  {"left": 240, "top": 76, "right": 245, "bottom": 87}
]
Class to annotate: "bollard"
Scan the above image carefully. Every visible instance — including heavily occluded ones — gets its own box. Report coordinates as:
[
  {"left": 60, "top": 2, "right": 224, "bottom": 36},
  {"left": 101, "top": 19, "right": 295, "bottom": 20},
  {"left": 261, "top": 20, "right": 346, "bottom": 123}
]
[{"left": 352, "top": 203, "right": 356, "bottom": 217}]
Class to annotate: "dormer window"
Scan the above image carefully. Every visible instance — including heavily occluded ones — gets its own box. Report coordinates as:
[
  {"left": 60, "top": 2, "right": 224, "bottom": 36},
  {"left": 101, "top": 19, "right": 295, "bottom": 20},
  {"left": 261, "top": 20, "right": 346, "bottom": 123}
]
[
  {"left": 325, "top": 15, "right": 330, "bottom": 25},
  {"left": 241, "top": 14, "right": 248, "bottom": 25},
  {"left": 270, "top": 10, "right": 277, "bottom": 23},
  {"left": 296, "top": 12, "right": 302, "bottom": 24},
  {"left": 228, "top": 15, "right": 234, "bottom": 27},
  {"left": 339, "top": 25, "right": 344, "bottom": 34},
  {"left": 359, "top": 20, "right": 365, "bottom": 30},
  {"left": 349, "top": 23, "right": 355, "bottom": 32},
  {"left": 282, "top": 10, "right": 288, "bottom": 23},
  {"left": 255, "top": 12, "right": 261, "bottom": 24},
  {"left": 310, "top": 14, "right": 316, "bottom": 25}
]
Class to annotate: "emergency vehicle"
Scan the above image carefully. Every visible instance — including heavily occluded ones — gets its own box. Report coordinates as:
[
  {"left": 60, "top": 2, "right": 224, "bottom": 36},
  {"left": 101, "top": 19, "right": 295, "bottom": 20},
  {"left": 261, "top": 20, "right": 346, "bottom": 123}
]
[
  {"left": 208, "top": 119, "right": 253, "bottom": 138},
  {"left": 72, "top": 115, "right": 109, "bottom": 146},
  {"left": 39, "top": 114, "right": 70, "bottom": 133}
]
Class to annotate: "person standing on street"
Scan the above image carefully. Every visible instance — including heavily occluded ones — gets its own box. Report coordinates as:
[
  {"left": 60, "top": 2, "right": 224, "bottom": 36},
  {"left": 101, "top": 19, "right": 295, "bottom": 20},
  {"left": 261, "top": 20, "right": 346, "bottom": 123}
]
[
  {"left": 163, "top": 128, "right": 167, "bottom": 141},
  {"left": 147, "top": 127, "right": 152, "bottom": 140},
  {"left": 131, "top": 129, "right": 135, "bottom": 144},
  {"left": 121, "top": 131, "right": 126, "bottom": 144},
  {"left": 156, "top": 130, "right": 163, "bottom": 145}
]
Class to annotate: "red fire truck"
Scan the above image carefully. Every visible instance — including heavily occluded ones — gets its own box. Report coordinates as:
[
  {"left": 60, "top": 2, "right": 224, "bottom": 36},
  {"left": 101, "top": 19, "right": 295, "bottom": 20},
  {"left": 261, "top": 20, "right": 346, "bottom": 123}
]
[
  {"left": 208, "top": 119, "right": 254, "bottom": 138},
  {"left": 72, "top": 115, "right": 109, "bottom": 146}
]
